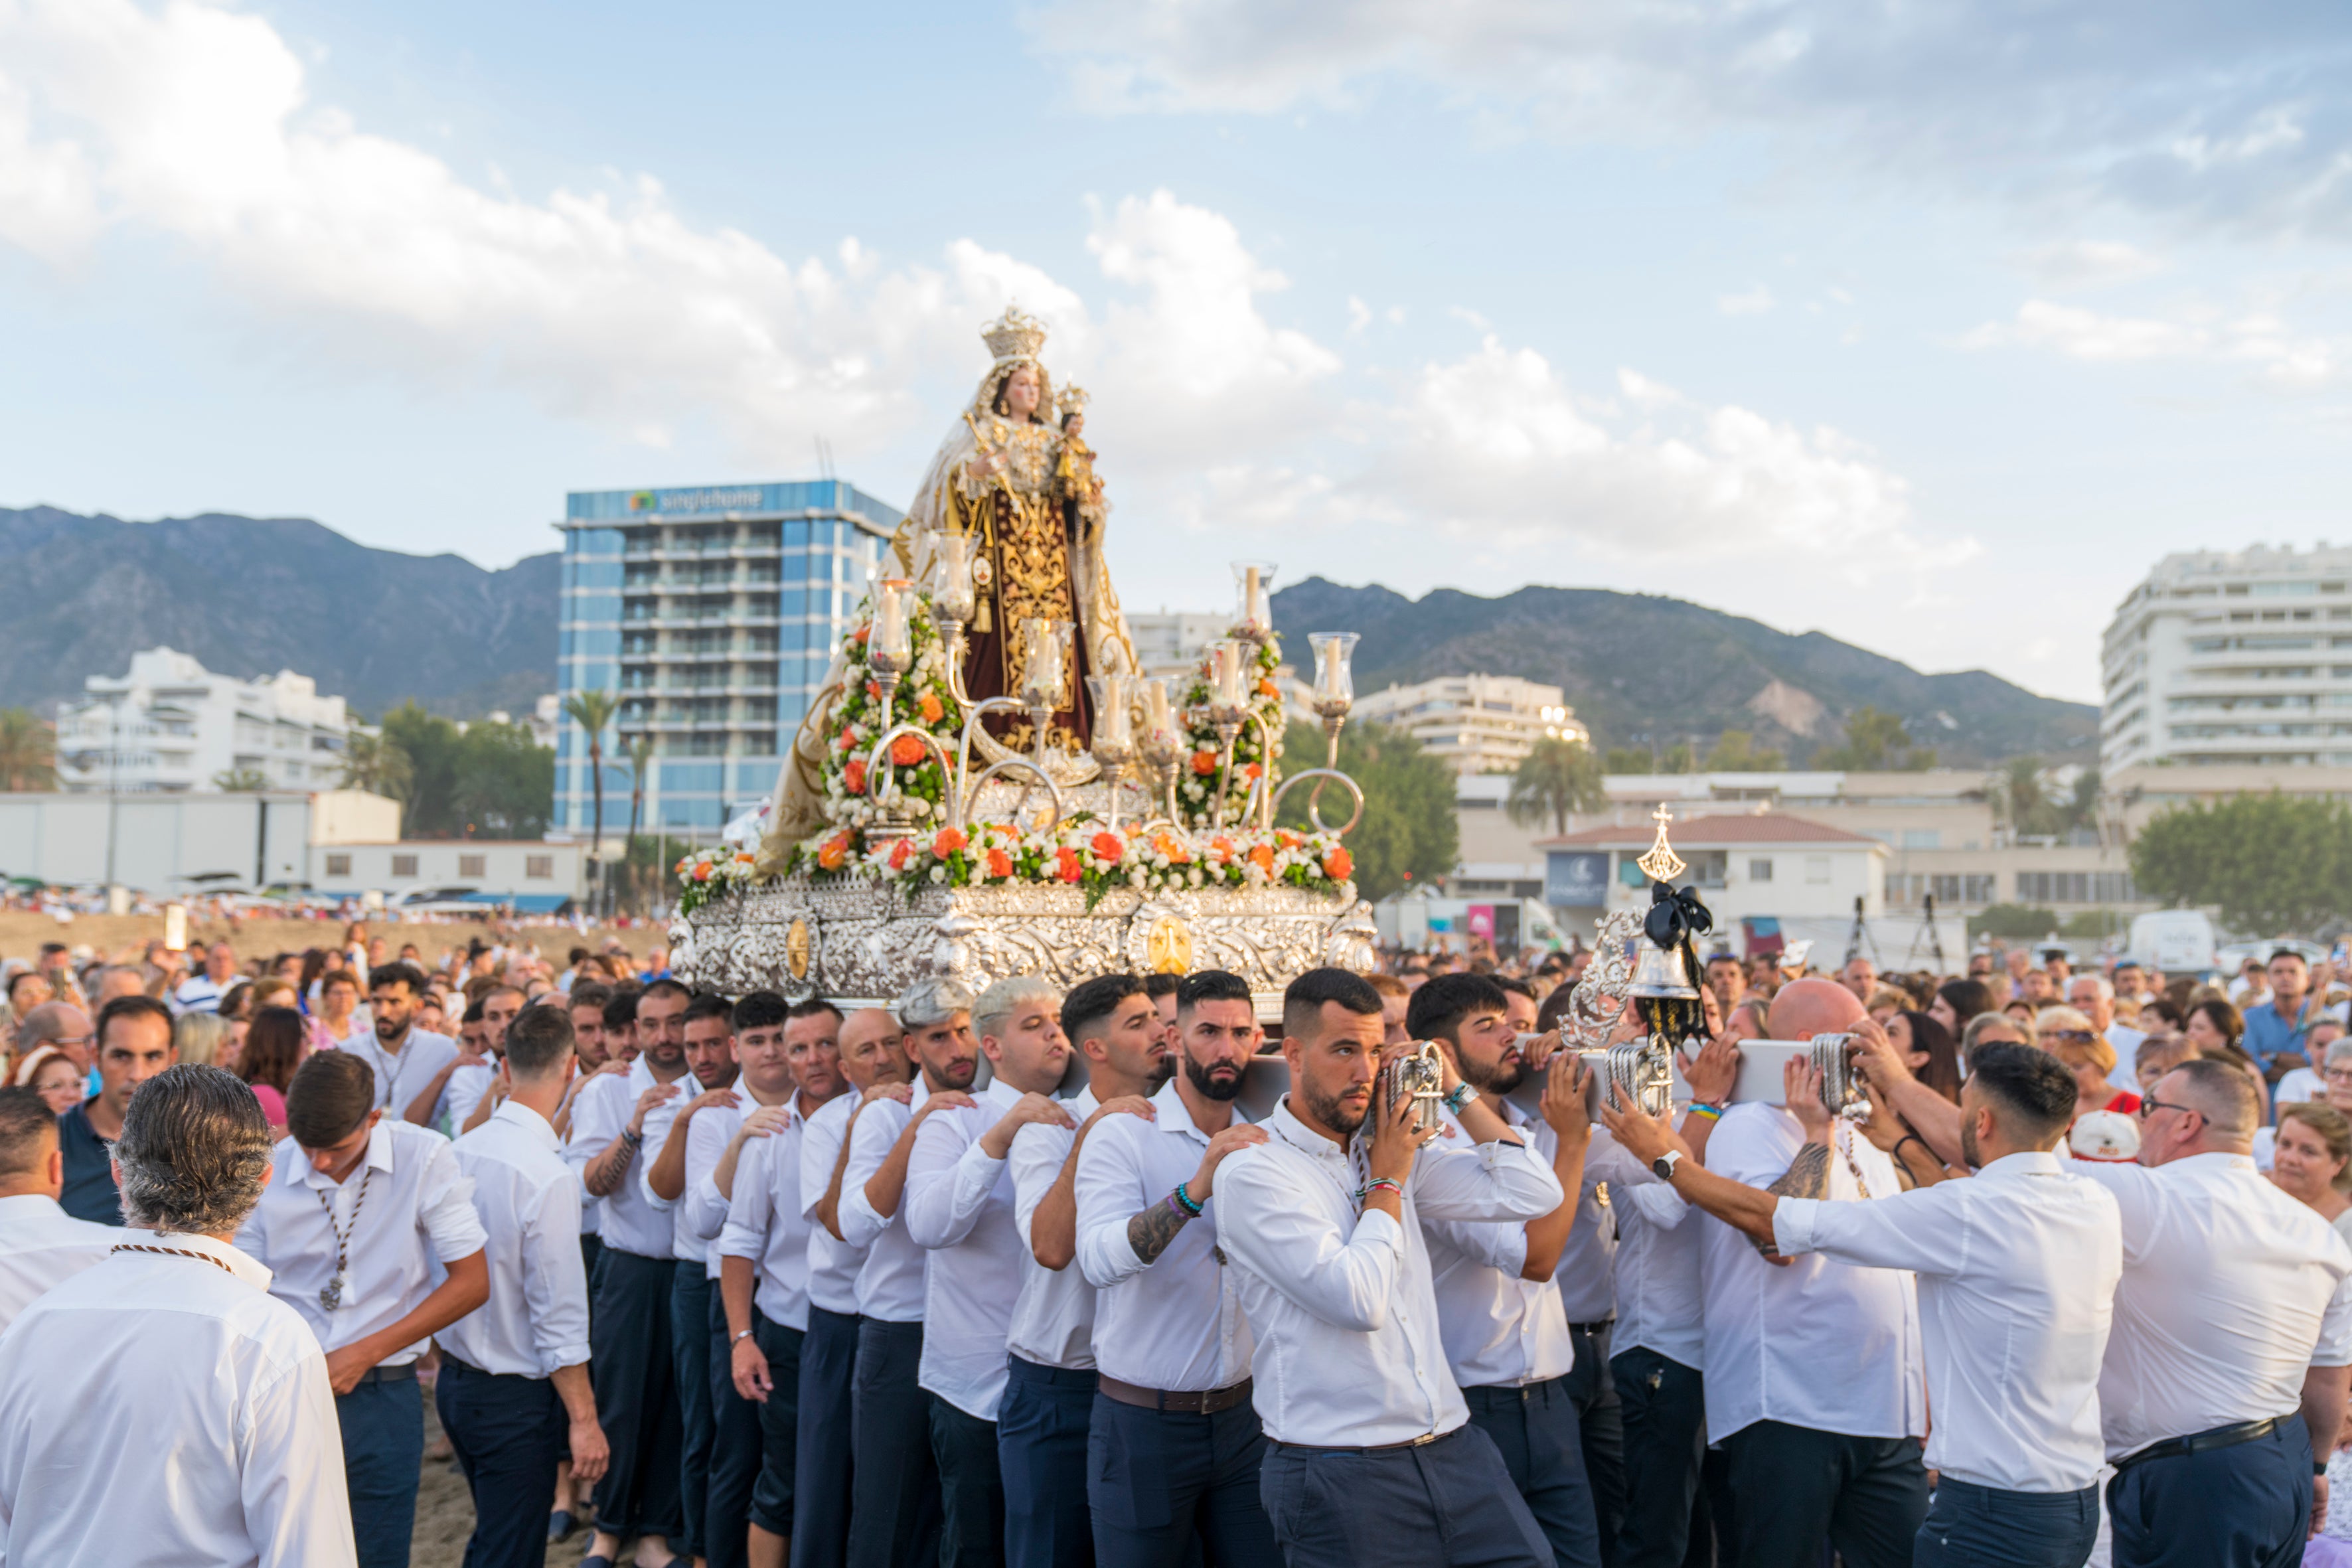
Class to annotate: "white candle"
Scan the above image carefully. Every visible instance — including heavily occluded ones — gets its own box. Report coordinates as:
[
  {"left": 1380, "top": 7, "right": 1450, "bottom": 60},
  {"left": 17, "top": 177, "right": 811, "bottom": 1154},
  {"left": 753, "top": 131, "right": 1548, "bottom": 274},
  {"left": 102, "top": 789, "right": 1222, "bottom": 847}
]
[{"left": 873, "top": 580, "right": 913, "bottom": 670}]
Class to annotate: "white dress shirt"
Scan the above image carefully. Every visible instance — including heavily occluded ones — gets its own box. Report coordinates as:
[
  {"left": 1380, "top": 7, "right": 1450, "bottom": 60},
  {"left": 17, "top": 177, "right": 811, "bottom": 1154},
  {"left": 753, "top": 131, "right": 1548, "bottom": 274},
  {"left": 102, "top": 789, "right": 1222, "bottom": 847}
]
[
  {"left": 0, "top": 1194, "right": 114, "bottom": 1334},
  {"left": 801, "top": 1091, "right": 868, "bottom": 1316},
  {"left": 438, "top": 1061, "right": 496, "bottom": 1131},
  {"left": 1774, "top": 1150, "right": 2122, "bottom": 1492},
  {"left": 0, "top": 1230, "right": 357, "bottom": 1567},
  {"left": 1585, "top": 1133, "right": 1705, "bottom": 1371},
  {"left": 837, "top": 1086, "right": 931, "bottom": 1323},
  {"left": 718, "top": 1097, "right": 818, "bottom": 1330},
  {"left": 2073, "top": 1151, "right": 2352, "bottom": 1459},
  {"left": 235, "top": 1119, "right": 486, "bottom": 1363},
  {"left": 1421, "top": 1099, "right": 1577, "bottom": 1389},
  {"left": 1216, "top": 1096, "right": 1564, "bottom": 1447},
  {"left": 339, "top": 1026, "right": 460, "bottom": 1117},
  {"left": 645, "top": 1096, "right": 737, "bottom": 1271},
  {"left": 568, "top": 1056, "right": 687, "bottom": 1259},
  {"left": 907, "top": 1078, "right": 1030, "bottom": 1420},
  {"left": 1552, "top": 1150, "right": 1620, "bottom": 1327},
  {"left": 1006, "top": 1087, "right": 1097, "bottom": 1371},
  {"left": 1698, "top": 1103, "right": 1926, "bottom": 1445},
  {"left": 1074, "top": 1079, "right": 1254, "bottom": 1392},
  {"left": 442, "top": 1101, "right": 593, "bottom": 1379}
]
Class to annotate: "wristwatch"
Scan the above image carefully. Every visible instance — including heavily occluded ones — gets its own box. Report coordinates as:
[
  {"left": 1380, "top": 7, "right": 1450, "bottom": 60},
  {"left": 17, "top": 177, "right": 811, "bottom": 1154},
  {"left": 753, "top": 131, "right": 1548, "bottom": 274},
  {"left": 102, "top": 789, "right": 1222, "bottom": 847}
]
[{"left": 1652, "top": 1149, "right": 1683, "bottom": 1182}]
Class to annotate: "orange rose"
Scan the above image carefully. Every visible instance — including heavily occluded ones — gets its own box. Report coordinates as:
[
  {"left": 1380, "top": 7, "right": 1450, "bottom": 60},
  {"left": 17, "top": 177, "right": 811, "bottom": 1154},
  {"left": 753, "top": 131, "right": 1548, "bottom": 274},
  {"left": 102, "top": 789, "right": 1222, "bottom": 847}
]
[
  {"left": 692, "top": 862, "right": 712, "bottom": 882},
  {"left": 838, "top": 724, "right": 860, "bottom": 753},
  {"left": 933, "top": 826, "right": 969, "bottom": 858},
  {"left": 844, "top": 759, "right": 869, "bottom": 796},
  {"left": 1210, "top": 835, "right": 1234, "bottom": 864},
  {"left": 853, "top": 624, "right": 870, "bottom": 645},
  {"left": 889, "top": 839, "right": 914, "bottom": 871},
  {"left": 1247, "top": 844, "right": 1275, "bottom": 874},
  {"left": 919, "top": 692, "right": 945, "bottom": 724},
  {"left": 1191, "top": 751, "right": 1218, "bottom": 776},
  {"left": 1276, "top": 828, "right": 1302, "bottom": 850},
  {"left": 816, "top": 832, "right": 852, "bottom": 871},
  {"left": 1322, "top": 847, "right": 1353, "bottom": 882},
  {"left": 1257, "top": 678, "right": 1278, "bottom": 699},
  {"left": 1055, "top": 847, "right": 1084, "bottom": 884},
  {"left": 1153, "top": 832, "right": 1190, "bottom": 864},
  {"left": 891, "top": 734, "right": 927, "bottom": 767},
  {"left": 1091, "top": 831, "right": 1125, "bottom": 863},
  {"left": 1241, "top": 762, "right": 1263, "bottom": 781},
  {"left": 986, "top": 848, "right": 1013, "bottom": 878}
]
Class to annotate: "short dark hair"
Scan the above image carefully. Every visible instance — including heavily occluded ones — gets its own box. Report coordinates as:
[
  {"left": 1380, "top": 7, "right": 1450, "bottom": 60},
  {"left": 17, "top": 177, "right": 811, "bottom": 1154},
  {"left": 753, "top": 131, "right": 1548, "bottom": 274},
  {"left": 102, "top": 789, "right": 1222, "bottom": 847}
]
[
  {"left": 367, "top": 961, "right": 428, "bottom": 999},
  {"left": 569, "top": 982, "right": 613, "bottom": 1014},
  {"left": 505, "top": 1004, "right": 576, "bottom": 1078},
  {"left": 1282, "top": 968, "right": 1382, "bottom": 1043},
  {"left": 1142, "top": 973, "right": 1180, "bottom": 1002},
  {"left": 570, "top": 947, "right": 591, "bottom": 965},
  {"left": 1966, "top": 1043, "right": 2076, "bottom": 1144},
  {"left": 2272, "top": 947, "right": 2311, "bottom": 969},
  {"left": 1536, "top": 982, "right": 1580, "bottom": 1034},
  {"left": 788, "top": 996, "right": 844, "bottom": 1026},
  {"left": 643, "top": 977, "right": 692, "bottom": 1005},
  {"left": 461, "top": 998, "right": 486, "bottom": 1026},
  {"left": 1406, "top": 973, "right": 1510, "bottom": 1046},
  {"left": 1176, "top": 970, "right": 1253, "bottom": 1018},
  {"left": 115, "top": 1064, "right": 272, "bottom": 1233},
  {"left": 603, "top": 990, "right": 639, "bottom": 1031},
  {"left": 734, "top": 992, "right": 795, "bottom": 1032},
  {"left": 97, "top": 994, "right": 173, "bottom": 1052},
  {"left": 0, "top": 1088, "right": 58, "bottom": 1180},
  {"left": 321, "top": 969, "right": 361, "bottom": 996},
  {"left": 286, "top": 1050, "right": 377, "bottom": 1149},
  {"left": 1062, "top": 974, "right": 1146, "bottom": 1045},
  {"left": 1490, "top": 976, "right": 1536, "bottom": 1004},
  {"left": 684, "top": 992, "right": 735, "bottom": 1028}
]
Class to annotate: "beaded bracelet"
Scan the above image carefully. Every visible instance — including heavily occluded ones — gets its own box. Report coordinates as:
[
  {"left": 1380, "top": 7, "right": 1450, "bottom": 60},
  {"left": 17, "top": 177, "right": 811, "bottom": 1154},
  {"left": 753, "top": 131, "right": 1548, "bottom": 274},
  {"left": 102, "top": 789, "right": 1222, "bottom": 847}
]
[
  {"left": 1443, "top": 1083, "right": 1476, "bottom": 1117},
  {"left": 1358, "top": 1177, "right": 1404, "bottom": 1202},
  {"left": 1174, "top": 1180, "right": 1204, "bottom": 1217}
]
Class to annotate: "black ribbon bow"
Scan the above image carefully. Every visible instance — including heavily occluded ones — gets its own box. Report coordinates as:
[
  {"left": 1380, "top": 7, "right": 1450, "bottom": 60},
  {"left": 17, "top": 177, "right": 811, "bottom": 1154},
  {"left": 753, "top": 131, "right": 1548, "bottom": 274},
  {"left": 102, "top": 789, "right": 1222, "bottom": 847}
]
[{"left": 1644, "top": 880, "right": 1712, "bottom": 951}]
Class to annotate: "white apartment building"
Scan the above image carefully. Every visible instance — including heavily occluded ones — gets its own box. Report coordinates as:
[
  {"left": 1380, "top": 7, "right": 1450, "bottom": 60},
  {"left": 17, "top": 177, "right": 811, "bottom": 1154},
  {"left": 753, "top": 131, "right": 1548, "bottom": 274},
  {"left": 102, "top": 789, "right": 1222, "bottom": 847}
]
[
  {"left": 1353, "top": 673, "right": 1587, "bottom": 775},
  {"left": 2102, "top": 544, "right": 2352, "bottom": 771},
  {"left": 1127, "top": 611, "right": 1233, "bottom": 681},
  {"left": 55, "top": 647, "right": 353, "bottom": 795}
]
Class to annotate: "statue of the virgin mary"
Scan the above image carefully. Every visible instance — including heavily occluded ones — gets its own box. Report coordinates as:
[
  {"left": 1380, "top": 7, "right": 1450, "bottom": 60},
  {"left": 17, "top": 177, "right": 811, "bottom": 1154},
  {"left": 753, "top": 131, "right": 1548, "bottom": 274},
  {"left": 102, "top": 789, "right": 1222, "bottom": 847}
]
[{"left": 765, "top": 305, "right": 1138, "bottom": 848}]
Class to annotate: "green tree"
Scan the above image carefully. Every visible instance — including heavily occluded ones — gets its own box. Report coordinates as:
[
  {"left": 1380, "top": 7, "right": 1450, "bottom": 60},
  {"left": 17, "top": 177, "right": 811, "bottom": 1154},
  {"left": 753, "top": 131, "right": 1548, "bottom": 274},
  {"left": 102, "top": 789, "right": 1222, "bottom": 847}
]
[
  {"left": 1814, "top": 706, "right": 1936, "bottom": 771},
  {"left": 212, "top": 767, "right": 272, "bottom": 792},
  {"left": 1280, "top": 720, "right": 1457, "bottom": 902},
  {"left": 562, "top": 688, "right": 622, "bottom": 912},
  {"left": 0, "top": 710, "right": 56, "bottom": 791},
  {"left": 1705, "top": 730, "right": 1785, "bottom": 771},
  {"left": 1601, "top": 742, "right": 1692, "bottom": 775},
  {"left": 624, "top": 732, "right": 653, "bottom": 854},
  {"left": 2130, "top": 793, "right": 2352, "bottom": 934},
  {"left": 1506, "top": 738, "right": 1606, "bottom": 836},
  {"left": 451, "top": 719, "right": 556, "bottom": 838},
  {"left": 339, "top": 728, "right": 414, "bottom": 803},
  {"left": 381, "top": 704, "right": 464, "bottom": 833},
  {"left": 1968, "top": 903, "right": 2061, "bottom": 940},
  {"left": 2057, "top": 767, "right": 2102, "bottom": 836},
  {"left": 1996, "top": 756, "right": 2056, "bottom": 836}
]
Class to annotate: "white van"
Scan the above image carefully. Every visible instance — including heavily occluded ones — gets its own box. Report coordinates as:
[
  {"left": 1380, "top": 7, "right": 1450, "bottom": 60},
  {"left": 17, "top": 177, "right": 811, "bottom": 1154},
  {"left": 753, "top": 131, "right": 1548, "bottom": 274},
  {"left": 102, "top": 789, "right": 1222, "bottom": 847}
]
[{"left": 2127, "top": 910, "right": 2218, "bottom": 975}]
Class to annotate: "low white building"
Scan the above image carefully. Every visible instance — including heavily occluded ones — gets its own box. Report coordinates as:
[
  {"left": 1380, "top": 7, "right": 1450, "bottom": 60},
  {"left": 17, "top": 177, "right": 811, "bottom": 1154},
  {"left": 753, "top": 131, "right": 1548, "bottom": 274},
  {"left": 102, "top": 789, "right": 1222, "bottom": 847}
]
[
  {"left": 1126, "top": 611, "right": 1232, "bottom": 681},
  {"left": 310, "top": 839, "right": 586, "bottom": 911},
  {"left": 1354, "top": 673, "right": 1587, "bottom": 776},
  {"left": 0, "top": 789, "right": 396, "bottom": 892},
  {"left": 56, "top": 647, "right": 354, "bottom": 795}
]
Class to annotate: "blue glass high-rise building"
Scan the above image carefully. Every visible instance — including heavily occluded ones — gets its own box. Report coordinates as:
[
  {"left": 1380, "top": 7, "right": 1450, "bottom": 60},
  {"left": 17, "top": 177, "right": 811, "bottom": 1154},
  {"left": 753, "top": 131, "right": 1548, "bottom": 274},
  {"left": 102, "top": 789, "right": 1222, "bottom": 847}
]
[{"left": 554, "top": 480, "right": 900, "bottom": 838}]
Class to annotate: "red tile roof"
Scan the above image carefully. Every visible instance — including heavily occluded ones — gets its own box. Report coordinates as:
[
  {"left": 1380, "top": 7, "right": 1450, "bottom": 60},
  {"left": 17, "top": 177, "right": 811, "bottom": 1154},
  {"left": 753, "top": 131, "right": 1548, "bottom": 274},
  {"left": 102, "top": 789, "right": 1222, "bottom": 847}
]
[{"left": 1536, "top": 812, "right": 1883, "bottom": 849}]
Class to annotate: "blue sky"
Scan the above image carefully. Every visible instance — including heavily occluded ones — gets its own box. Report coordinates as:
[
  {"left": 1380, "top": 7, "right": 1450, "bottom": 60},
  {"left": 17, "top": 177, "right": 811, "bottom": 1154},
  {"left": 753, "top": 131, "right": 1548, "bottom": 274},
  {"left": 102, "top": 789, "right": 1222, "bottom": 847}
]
[{"left": 3, "top": 1, "right": 2348, "bottom": 706}]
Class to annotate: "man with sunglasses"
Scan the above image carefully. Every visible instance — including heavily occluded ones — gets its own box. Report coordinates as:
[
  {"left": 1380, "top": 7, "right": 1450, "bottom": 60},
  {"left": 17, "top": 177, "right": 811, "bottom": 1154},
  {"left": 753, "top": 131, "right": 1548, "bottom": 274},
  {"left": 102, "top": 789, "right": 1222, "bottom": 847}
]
[{"left": 2076, "top": 1058, "right": 2352, "bottom": 1567}]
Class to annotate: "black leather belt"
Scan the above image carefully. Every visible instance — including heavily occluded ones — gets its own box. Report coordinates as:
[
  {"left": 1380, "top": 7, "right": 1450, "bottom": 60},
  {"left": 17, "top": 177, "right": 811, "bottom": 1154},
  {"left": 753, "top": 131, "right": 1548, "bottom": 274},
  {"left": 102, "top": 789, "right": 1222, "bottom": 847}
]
[
  {"left": 351, "top": 1362, "right": 418, "bottom": 1387},
  {"left": 1098, "top": 1374, "right": 1252, "bottom": 1415},
  {"left": 2111, "top": 1415, "right": 2282, "bottom": 1474},
  {"left": 1570, "top": 1320, "right": 1614, "bottom": 1337}
]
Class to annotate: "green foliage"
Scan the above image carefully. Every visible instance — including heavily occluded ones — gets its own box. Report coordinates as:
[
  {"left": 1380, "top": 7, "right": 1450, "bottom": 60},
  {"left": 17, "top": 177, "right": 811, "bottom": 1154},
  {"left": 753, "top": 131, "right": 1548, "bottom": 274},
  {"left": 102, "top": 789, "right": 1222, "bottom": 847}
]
[
  {"left": 2061, "top": 909, "right": 2126, "bottom": 942},
  {"left": 1812, "top": 706, "right": 1936, "bottom": 771},
  {"left": 211, "top": 767, "right": 272, "bottom": 792},
  {"left": 1281, "top": 720, "right": 1456, "bottom": 902},
  {"left": 2130, "top": 793, "right": 2352, "bottom": 935},
  {"left": 338, "top": 730, "right": 414, "bottom": 802},
  {"left": 1506, "top": 738, "right": 1605, "bottom": 836},
  {"left": 1602, "top": 742, "right": 1693, "bottom": 775},
  {"left": 0, "top": 710, "right": 56, "bottom": 791},
  {"left": 1968, "top": 903, "right": 2061, "bottom": 939},
  {"left": 1705, "top": 730, "right": 1785, "bottom": 771},
  {"left": 378, "top": 702, "right": 554, "bottom": 839}
]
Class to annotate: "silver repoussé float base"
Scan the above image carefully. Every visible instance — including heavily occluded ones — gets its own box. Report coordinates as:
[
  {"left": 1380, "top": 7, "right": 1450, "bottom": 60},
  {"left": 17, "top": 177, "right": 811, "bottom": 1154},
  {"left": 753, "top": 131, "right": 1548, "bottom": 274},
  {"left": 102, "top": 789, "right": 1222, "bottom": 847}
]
[{"left": 669, "top": 872, "right": 1379, "bottom": 1013}]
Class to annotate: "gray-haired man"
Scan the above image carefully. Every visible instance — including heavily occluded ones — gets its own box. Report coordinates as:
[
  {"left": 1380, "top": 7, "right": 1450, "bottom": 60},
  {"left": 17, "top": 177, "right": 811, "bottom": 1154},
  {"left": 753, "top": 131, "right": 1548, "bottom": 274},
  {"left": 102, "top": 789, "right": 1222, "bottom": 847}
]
[
  {"left": 0, "top": 1063, "right": 357, "bottom": 1565},
  {"left": 837, "top": 977, "right": 976, "bottom": 1568}
]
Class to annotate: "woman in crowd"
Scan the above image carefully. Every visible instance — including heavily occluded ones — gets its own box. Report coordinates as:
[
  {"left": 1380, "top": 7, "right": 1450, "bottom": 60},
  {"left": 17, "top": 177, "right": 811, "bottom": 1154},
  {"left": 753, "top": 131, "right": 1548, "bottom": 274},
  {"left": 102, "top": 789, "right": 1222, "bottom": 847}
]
[
  {"left": 2041, "top": 1005, "right": 2141, "bottom": 1119},
  {"left": 2002, "top": 995, "right": 2039, "bottom": 1030},
  {"left": 11, "top": 1042, "right": 82, "bottom": 1116},
  {"left": 1889, "top": 1008, "right": 1962, "bottom": 1104},
  {"left": 2269, "top": 1102, "right": 2352, "bottom": 1245},
  {"left": 237, "top": 1006, "right": 307, "bottom": 1133},
  {"left": 2186, "top": 995, "right": 2274, "bottom": 1124},
  {"left": 2134, "top": 1032, "right": 2199, "bottom": 1095},
  {"left": 171, "top": 1012, "right": 231, "bottom": 1069},
  {"left": 1928, "top": 977, "right": 1994, "bottom": 1040},
  {"left": 1865, "top": 986, "right": 1911, "bottom": 1027},
  {"left": 307, "top": 967, "right": 362, "bottom": 1051}
]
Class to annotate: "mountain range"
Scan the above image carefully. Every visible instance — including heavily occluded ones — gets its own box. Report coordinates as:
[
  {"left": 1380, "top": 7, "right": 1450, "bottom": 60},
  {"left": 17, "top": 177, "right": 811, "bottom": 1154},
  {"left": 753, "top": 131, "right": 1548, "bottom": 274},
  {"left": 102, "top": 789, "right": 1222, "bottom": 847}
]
[
  {"left": 1271, "top": 577, "right": 2098, "bottom": 767},
  {"left": 0, "top": 507, "right": 2096, "bottom": 765},
  {"left": 0, "top": 507, "right": 558, "bottom": 720}
]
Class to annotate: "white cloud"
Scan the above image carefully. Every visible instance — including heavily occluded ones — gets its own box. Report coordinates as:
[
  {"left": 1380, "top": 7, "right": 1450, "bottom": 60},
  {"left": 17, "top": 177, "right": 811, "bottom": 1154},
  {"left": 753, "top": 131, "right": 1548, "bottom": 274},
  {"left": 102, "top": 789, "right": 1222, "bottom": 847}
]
[
  {"left": 1024, "top": 0, "right": 2352, "bottom": 238},
  {"left": 1965, "top": 297, "right": 2340, "bottom": 386},
  {"left": 2015, "top": 240, "right": 2167, "bottom": 289},
  {"left": 1717, "top": 283, "right": 1776, "bottom": 317}
]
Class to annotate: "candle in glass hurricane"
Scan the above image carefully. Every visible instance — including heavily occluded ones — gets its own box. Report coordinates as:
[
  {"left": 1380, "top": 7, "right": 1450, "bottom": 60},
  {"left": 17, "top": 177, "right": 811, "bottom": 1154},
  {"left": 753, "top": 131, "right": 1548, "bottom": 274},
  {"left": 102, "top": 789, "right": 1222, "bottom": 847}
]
[
  {"left": 1017, "top": 617, "right": 1059, "bottom": 710},
  {"left": 1308, "top": 631, "right": 1357, "bottom": 767},
  {"left": 1136, "top": 676, "right": 1184, "bottom": 824},
  {"left": 1230, "top": 561, "right": 1277, "bottom": 643},
  {"left": 871, "top": 579, "right": 915, "bottom": 674},
  {"left": 928, "top": 532, "right": 978, "bottom": 625},
  {"left": 1209, "top": 640, "right": 1248, "bottom": 721}
]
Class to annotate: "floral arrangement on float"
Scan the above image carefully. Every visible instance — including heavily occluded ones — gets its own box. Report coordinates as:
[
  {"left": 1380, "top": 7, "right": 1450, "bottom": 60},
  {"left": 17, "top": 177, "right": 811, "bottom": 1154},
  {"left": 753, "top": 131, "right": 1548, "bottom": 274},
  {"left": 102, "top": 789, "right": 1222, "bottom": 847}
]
[{"left": 676, "top": 554, "right": 1364, "bottom": 914}]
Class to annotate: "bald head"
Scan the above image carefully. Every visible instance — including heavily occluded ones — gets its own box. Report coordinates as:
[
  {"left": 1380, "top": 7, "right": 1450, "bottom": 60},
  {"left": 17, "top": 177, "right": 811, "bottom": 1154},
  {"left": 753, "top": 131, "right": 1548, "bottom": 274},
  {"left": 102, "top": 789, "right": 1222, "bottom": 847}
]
[
  {"left": 836, "top": 1006, "right": 909, "bottom": 1092},
  {"left": 16, "top": 1002, "right": 92, "bottom": 1065},
  {"left": 1766, "top": 978, "right": 1867, "bottom": 1042}
]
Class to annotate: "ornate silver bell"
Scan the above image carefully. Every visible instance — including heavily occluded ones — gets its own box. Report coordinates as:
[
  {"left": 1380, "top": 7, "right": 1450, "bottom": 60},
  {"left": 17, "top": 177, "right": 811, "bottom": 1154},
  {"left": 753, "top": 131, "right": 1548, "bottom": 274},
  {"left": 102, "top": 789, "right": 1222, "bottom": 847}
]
[{"left": 1626, "top": 938, "right": 1699, "bottom": 1000}]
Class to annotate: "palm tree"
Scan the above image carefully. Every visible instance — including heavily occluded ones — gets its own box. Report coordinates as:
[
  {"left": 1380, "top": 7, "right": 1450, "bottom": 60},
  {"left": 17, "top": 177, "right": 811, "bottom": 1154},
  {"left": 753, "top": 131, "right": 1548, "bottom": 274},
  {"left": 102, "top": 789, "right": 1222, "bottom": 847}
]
[
  {"left": 338, "top": 728, "right": 414, "bottom": 802},
  {"left": 1506, "top": 737, "right": 1607, "bottom": 836},
  {"left": 1996, "top": 756, "right": 2049, "bottom": 836},
  {"left": 0, "top": 710, "right": 56, "bottom": 791},
  {"left": 623, "top": 732, "right": 653, "bottom": 910},
  {"left": 563, "top": 689, "right": 621, "bottom": 917}
]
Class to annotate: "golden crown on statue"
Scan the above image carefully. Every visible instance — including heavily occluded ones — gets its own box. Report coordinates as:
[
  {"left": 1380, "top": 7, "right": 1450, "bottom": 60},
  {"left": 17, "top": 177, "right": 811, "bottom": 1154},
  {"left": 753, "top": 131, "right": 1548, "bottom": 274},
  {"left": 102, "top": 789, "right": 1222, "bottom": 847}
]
[{"left": 982, "top": 303, "right": 1049, "bottom": 363}]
